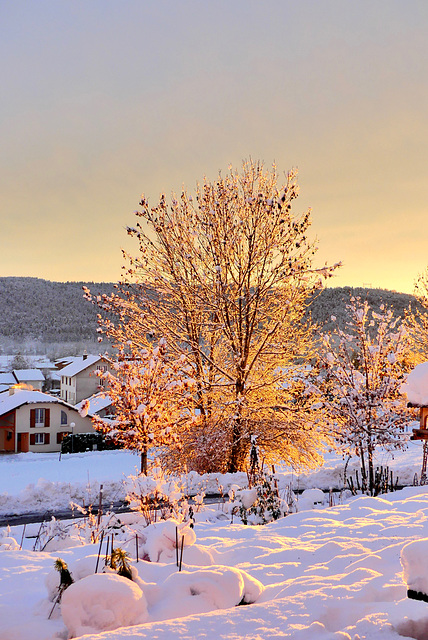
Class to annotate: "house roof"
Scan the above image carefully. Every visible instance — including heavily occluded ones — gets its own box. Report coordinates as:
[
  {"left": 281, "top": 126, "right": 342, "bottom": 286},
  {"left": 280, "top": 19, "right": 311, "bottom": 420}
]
[
  {"left": 13, "top": 369, "right": 45, "bottom": 382},
  {"left": 75, "top": 393, "right": 112, "bottom": 415},
  {"left": 59, "top": 355, "right": 101, "bottom": 378},
  {"left": 0, "top": 373, "right": 15, "bottom": 385},
  {"left": 0, "top": 389, "right": 78, "bottom": 417}
]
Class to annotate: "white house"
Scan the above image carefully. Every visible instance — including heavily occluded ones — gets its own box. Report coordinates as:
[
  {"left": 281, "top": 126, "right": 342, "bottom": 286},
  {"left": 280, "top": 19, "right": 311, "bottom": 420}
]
[
  {"left": 0, "top": 388, "right": 95, "bottom": 453},
  {"left": 12, "top": 368, "right": 45, "bottom": 391},
  {"left": 60, "top": 354, "right": 110, "bottom": 405}
]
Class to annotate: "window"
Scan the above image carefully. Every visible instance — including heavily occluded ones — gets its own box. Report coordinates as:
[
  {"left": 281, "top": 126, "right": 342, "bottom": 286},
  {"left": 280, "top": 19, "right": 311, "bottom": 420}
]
[
  {"left": 30, "top": 432, "right": 50, "bottom": 445},
  {"left": 34, "top": 408, "right": 45, "bottom": 426},
  {"left": 30, "top": 408, "right": 50, "bottom": 428},
  {"left": 61, "top": 410, "right": 68, "bottom": 425}
]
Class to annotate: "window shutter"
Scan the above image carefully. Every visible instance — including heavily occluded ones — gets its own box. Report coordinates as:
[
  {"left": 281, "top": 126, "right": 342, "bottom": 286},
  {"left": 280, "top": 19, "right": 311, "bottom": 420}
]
[
  {"left": 57, "top": 432, "right": 62, "bottom": 444},
  {"left": 30, "top": 433, "right": 35, "bottom": 445},
  {"left": 30, "top": 409, "right": 35, "bottom": 428},
  {"left": 45, "top": 409, "right": 50, "bottom": 427},
  {"left": 45, "top": 433, "right": 50, "bottom": 445}
]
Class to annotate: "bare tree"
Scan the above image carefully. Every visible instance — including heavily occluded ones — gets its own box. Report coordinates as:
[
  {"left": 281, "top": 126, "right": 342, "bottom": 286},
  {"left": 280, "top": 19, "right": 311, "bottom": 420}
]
[
  {"left": 318, "top": 297, "right": 412, "bottom": 494},
  {"left": 91, "top": 339, "right": 197, "bottom": 474},
  {"left": 87, "top": 161, "right": 339, "bottom": 473}
]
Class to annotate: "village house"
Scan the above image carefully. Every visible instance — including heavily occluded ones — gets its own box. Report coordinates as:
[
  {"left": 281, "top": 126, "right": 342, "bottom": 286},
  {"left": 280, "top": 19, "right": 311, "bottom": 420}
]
[
  {"left": 12, "top": 368, "right": 45, "bottom": 391},
  {"left": 0, "top": 387, "right": 95, "bottom": 453},
  {"left": 60, "top": 353, "right": 110, "bottom": 405}
]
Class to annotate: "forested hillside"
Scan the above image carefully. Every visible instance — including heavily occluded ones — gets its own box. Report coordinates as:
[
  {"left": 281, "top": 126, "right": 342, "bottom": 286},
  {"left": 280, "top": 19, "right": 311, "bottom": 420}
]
[
  {"left": 0, "top": 277, "right": 418, "bottom": 355},
  {"left": 307, "top": 286, "right": 418, "bottom": 332},
  {"left": 0, "top": 277, "right": 114, "bottom": 355}
]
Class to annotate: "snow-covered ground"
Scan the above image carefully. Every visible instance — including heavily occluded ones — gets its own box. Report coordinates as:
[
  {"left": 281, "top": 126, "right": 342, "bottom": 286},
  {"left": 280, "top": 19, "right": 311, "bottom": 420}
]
[
  {"left": 2, "top": 444, "right": 428, "bottom": 639},
  {"left": 0, "top": 438, "right": 423, "bottom": 517}
]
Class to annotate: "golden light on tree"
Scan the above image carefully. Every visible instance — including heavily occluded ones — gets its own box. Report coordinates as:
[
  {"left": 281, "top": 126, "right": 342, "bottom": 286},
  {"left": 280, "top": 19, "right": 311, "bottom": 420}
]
[{"left": 87, "top": 161, "right": 339, "bottom": 473}]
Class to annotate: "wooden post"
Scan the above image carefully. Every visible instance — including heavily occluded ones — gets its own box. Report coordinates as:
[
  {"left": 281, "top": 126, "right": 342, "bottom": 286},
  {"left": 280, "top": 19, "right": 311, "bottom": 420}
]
[
  {"left": 19, "top": 524, "right": 26, "bottom": 550},
  {"left": 97, "top": 484, "right": 103, "bottom": 527}
]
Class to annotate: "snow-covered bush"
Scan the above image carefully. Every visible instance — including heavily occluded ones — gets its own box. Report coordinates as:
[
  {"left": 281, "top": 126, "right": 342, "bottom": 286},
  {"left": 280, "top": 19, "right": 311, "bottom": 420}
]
[
  {"left": 234, "top": 473, "right": 288, "bottom": 525},
  {"left": 131, "top": 518, "right": 196, "bottom": 563},
  {"left": 126, "top": 466, "right": 203, "bottom": 526},
  {"left": 33, "top": 517, "right": 73, "bottom": 552}
]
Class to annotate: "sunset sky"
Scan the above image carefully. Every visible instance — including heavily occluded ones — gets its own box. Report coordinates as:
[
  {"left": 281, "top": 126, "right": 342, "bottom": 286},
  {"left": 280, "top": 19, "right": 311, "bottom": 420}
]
[{"left": 1, "top": 1, "right": 427, "bottom": 293}]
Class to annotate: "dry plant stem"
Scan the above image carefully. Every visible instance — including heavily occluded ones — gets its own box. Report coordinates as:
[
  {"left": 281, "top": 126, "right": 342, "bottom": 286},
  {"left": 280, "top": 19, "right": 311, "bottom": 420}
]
[
  {"left": 179, "top": 535, "right": 184, "bottom": 572},
  {"left": 19, "top": 524, "right": 26, "bottom": 550},
  {"left": 105, "top": 535, "right": 109, "bottom": 564},
  {"left": 95, "top": 531, "right": 104, "bottom": 574},
  {"left": 135, "top": 534, "right": 139, "bottom": 563},
  {"left": 175, "top": 527, "right": 179, "bottom": 567}
]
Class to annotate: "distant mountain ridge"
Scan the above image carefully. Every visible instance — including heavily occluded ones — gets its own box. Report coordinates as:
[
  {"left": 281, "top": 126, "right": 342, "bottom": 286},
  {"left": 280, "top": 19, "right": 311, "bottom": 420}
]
[{"left": 0, "top": 277, "right": 418, "bottom": 355}]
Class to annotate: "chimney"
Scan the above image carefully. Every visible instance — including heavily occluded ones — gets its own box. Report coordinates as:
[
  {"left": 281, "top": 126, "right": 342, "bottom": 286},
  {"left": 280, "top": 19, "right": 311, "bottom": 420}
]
[{"left": 83, "top": 350, "right": 88, "bottom": 361}]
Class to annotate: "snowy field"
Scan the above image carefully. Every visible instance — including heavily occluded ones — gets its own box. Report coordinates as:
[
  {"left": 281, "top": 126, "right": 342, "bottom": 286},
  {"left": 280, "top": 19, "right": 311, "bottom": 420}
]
[{"left": 2, "top": 445, "right": 428, "bottom": 639}]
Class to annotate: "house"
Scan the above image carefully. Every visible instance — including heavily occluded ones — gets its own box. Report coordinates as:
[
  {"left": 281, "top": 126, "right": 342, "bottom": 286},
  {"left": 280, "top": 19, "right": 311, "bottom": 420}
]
[
  {"left": 0, "top": 372, "right": 15, "bottom": 394},
  {"left": 60, "top": 354, "right": 110, "bottom": 405},
  {"left": 0, "top": 370, "right": 45, "bottom": 393},
  {"left": 12, "top": 368, "right": 45, "bottom": 391},
  {"left": 0, "top": 387, "right": 95, "bottom": 453}
]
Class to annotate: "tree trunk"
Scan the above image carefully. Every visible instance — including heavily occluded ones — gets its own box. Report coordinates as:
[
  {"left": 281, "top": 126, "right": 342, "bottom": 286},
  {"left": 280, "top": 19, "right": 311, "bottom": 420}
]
[
  {"left": 140, "top": 449, "right": 148, "bottom": 475},
  {"left": 358, "top": 442, "right": 368, "bottom": 493},
  {"left": 228, "top": 420, "right": 248, "bottom": 472}
]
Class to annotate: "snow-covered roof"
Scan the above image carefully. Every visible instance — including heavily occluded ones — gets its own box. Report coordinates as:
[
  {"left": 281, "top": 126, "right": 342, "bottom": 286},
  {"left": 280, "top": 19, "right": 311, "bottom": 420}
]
[
  {"left": 0, "top": 372, "right": 15, "bottom": 385},
  {"left": 0, "top": 389, "right": 77, "bottom": 417},
  {"left": 401, "top": 361, "right": 428, "bottom": 406},
  {"left": 75, "top": 393, "right": 112, "bottom": 415},
  {"left": 13, "top": 369, "right": 45, "bottom": 382},
  {"left": 59, "top": 355, "right": 101, "bottom": 378}
]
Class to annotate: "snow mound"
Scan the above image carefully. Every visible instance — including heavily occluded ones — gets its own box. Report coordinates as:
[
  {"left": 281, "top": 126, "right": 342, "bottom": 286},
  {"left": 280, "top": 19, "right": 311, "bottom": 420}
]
[
  {"left": 298, "top": 488, "right": 325, "bottom": 510},
  {"left": 402, "top": 361, "right": 428, "bottom": 406},
  {"left": 151, "top": 565, "right": 264, "bottom": 621},
  {"left": 401, "top": 538, "right": 428, "bottom": 595},
  {"left": 61, "top": 572, "right": 148, "bottom": 637}
]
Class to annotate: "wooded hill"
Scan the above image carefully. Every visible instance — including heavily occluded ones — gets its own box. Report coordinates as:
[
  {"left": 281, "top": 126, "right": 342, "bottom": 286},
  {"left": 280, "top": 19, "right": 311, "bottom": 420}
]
[
  {"left": 0, "top": 277, "right": 115, "bottom": 356},
  {"left": 307, "top": 286, "right": 418, "bottom": 333},
  {"left": 0, "top": 277, "right": 418, "bottom": 355}
]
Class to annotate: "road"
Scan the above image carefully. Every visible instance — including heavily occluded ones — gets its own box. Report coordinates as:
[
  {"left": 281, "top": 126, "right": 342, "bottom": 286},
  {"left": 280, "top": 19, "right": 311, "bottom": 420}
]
[{"left": 0, "top": 496, "right": 224, "bottom": 528}]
